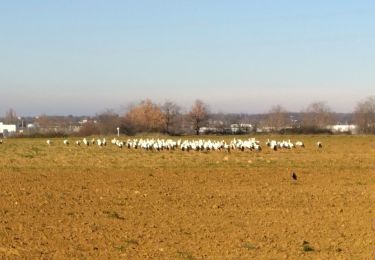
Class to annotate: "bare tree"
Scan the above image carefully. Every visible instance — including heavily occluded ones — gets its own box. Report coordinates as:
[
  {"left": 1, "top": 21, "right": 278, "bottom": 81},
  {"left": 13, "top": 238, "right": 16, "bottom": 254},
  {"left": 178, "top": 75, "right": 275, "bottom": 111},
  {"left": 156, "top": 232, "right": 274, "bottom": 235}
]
[
  {"left": 124, "top": 99, "right": 165, "bottom": 133},
  {"left": 35, "top": 114, "right": 74, "bottom": 134},
  {"left": 266, "top": 105, "right": 289, "bottom": 131},
  {"left": 353, "top": 96, "right": 375, "bottom": 134},
  {"left": 161, "top": 101, "right": 180, "bottom": 135},
  {"left": 4, "top": 108, "right": 18, "bottom": 124},
  {"left": 302, "top": 101, "right": 333, "bottom": 129},
  {"left": 189, "top": 99, "right": 209, "bottom": 135},
  {"left": 79, "top": 121, "right": 100, "bottom": 136},
  {"left": 96, "top": 110, "right": 120, "bottom": 135},
  {"left": 35, "top": 114, "right": 51, "bottom": 128}
]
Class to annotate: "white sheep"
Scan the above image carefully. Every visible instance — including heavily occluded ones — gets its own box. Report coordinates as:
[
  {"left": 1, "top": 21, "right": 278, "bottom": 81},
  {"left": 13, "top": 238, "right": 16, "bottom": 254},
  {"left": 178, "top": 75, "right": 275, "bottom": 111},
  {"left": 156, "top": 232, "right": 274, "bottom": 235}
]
[
  {"left": 83, "top": 138, "right": 89, "bottom": 146},
  {"left": 116, "top": 140, "right": 123, "bottom": 148},
  {"left": 295, "top": 141, "right": 305, "bottom": 148}
]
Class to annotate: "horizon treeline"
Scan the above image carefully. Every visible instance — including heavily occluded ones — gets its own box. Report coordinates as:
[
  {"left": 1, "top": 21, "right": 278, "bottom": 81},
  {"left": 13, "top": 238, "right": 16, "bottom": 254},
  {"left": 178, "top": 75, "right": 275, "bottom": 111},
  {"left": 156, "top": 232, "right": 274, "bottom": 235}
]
[{"left": 2, "top": 96, "right": 375, "bottom": 136}]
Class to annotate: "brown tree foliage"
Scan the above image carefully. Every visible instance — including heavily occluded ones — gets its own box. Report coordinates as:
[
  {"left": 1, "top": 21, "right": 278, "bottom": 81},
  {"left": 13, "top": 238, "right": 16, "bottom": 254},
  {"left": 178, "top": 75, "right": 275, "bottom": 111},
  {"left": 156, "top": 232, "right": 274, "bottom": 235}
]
[
  {"left": 266, "top": 105, "right": 289, "bottom": 131},
  {"left": 36, "top": 115, "right": 71, "bottom": 129},
  {"left": 353, "top": 96, "right": 375, "bottom": 134},
  {"left": 302, "top": 101, "right": 333, "bottom": 129},
  {"left": 35, "top": 114, "right": 51, "bottom": 128},
  {"left": 124, "top": 99, "right": 165, "bottom": 133},
  {"left": 188, "top": 99, "right": 209, "bottom": 135},
  {"left": 78, "top": 121, "right": 100, "bottom": 136}
]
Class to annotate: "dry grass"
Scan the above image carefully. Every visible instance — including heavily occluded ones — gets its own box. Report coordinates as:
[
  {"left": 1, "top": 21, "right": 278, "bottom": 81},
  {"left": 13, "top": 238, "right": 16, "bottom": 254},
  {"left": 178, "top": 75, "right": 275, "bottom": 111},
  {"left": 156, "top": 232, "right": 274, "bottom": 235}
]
[{"left": 0, "top": 135, "right": 374, "bottom": 258}]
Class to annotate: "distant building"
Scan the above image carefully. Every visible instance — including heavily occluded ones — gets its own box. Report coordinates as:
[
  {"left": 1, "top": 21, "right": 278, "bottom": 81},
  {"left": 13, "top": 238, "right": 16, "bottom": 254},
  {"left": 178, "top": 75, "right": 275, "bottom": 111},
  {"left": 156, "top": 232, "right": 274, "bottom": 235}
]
[
  {"left": 327, "top": 124, "right": 358, "bottom": 134},
  {"left": 0, "top": 122, "right": 17, "bottom": 136},
  {"left": 199, "top": 127, "right": 218, "bottom": 134},
  {"left": 230, "top": 123, "right": 253, "bottom": 134}
]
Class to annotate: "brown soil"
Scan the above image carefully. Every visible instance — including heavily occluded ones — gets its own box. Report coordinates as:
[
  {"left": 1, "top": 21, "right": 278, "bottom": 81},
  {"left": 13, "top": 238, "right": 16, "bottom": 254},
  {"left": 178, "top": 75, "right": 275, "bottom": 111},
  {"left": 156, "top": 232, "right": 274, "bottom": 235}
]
[{"left": 0, "top": 136, "right": 374, "bottom": 259}]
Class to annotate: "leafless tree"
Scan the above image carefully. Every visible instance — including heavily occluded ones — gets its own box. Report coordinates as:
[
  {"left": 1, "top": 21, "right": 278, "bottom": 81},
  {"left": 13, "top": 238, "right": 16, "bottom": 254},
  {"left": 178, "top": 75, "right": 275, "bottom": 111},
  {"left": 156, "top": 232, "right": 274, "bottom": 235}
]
[
  {"left": 302, "top": 101, "right": 333, "bottom": 129},
  {"left": 188, "top": 99, "right": 209, "bottom": 135},
  {"left": 35, "top": 114, "right": 74, "bottom": 134},
  {"left": 353, "top": 96, "right": 375, "bottom": 134},
  {"left": 266, "top": 105, "right": 289, "bottom": 131},
  {"left": 124, "top": 99, "right": 165, "bottom": 133},
  {"left": 79, "top": 121, "right": 100, "bottom": 136},
  {"left": 35, "top": 114, "right": 51, "bottom": 128},
  {"left": 96, "top": 110, "right": 120, "bottom": 135},
  {"left": 4, "top": 108, "right": 18, "bottom": 124},
  {"left": 161, "top": 101, "right": 180, "bottom": 134}
]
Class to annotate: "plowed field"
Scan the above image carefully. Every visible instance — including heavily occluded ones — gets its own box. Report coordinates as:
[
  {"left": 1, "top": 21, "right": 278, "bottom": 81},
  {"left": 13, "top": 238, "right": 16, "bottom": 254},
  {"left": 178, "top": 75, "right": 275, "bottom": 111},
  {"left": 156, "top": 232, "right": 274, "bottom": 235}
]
[{"left": 0, "top": 135, "right": 374, "bottom": 259}]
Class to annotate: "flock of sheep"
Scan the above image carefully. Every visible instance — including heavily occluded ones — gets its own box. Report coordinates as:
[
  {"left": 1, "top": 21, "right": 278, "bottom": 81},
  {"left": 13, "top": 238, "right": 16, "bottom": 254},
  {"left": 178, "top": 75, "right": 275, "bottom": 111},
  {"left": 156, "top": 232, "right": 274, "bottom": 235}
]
[{"left": 45, "top": 137, "right": 323, "bottom": 152}]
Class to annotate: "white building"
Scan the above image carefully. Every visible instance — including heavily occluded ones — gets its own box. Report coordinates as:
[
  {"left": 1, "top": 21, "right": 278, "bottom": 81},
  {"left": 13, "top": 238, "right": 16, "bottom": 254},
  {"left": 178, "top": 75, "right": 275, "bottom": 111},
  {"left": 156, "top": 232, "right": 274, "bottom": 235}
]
[
  {"left": 0, "top": 122, "right": 17, "bottom": 136},
  {"left": 199, "top": 126, "right": 218, "bottom": 134},
  {"left": 327, "top": 124, "right": 358, "bottom": 134},
  {"left": 231, "top": 123, "right": 253, "bottom": 133}
]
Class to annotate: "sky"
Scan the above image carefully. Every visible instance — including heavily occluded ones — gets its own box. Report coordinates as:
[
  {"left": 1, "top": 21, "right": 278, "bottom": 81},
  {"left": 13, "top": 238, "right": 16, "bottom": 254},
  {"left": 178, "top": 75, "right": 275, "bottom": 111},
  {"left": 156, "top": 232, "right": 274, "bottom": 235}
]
[{"left": 0, "top": 1, "right": 374, "bottom": 116}]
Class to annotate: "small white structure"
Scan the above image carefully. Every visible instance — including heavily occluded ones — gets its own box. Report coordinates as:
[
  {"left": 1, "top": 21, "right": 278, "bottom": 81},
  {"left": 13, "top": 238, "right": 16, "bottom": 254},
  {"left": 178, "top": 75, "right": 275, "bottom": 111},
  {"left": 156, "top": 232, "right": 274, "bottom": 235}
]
[
  {"left": 231, "top": 124, "right": 253, "bottom": 133},
  {"left": 199, "top": 127, "right": 218, "bottom": 134},
  {"left": 327, "top": 124, "right": 358, "bottom": 134},
  {"left": 0, "top": 122, "right": 16, "bottom": 136}
]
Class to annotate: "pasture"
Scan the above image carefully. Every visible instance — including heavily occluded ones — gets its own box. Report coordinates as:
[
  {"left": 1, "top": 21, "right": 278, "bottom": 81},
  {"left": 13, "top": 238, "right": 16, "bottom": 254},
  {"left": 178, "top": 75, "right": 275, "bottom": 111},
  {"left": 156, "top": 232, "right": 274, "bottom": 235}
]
[{"left": 0, "top": 135, "right": 374, "bottom": 259}]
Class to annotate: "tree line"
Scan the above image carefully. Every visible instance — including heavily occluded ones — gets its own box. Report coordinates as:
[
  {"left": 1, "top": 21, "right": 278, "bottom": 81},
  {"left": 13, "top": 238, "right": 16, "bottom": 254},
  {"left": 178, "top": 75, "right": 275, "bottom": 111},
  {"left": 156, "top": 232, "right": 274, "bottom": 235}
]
[
  {"left": 2, "top": 96, "right": 375, "bottom": 136},
  {"left": 264, "top": 97, "right": 375, "bottom": 134},
  {"left": 83, "top": 99, "right": 210, "bottom": 136}
]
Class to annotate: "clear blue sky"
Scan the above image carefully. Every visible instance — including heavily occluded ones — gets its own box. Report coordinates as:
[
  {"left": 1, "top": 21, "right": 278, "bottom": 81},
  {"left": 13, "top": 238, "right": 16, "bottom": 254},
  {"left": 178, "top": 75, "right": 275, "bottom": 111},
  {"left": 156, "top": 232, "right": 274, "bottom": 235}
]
[{"left": 1, "top": 1, "right": 374, "bottom": 116}]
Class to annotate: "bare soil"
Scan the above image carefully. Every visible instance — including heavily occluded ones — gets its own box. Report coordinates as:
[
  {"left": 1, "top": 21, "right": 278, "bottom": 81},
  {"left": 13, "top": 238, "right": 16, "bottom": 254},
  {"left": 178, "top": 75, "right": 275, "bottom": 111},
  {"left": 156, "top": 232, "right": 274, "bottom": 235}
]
[{"left": 0, "top": 135, "right": 374, "bottom": 259}]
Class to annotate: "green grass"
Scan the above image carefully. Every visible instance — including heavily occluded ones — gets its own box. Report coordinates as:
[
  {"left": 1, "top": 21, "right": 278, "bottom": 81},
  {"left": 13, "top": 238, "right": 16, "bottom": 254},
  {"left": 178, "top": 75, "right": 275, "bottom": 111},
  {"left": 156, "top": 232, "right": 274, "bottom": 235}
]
[
  {"left": 103, "top": 211, "right": 125, "bottom": 220},
  {"left": 177, "top": 250, "right": 196, "bottom": 260},
  {"left": 302, "top": 241, "right": 314, "bottom": 252},
  {"left": 242, "top": 242, "right": 257, "bottom": 250},
  {"left": 114, "top": 240, "right": 139, "bottom": 251}
]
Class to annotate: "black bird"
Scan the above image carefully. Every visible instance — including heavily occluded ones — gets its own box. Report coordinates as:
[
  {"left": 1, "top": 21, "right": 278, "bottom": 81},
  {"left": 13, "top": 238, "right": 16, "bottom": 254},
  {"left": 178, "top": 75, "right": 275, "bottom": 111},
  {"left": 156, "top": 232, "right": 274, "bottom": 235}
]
[{"left": 292, "top": 172, "right": 297, "bottom": 180}]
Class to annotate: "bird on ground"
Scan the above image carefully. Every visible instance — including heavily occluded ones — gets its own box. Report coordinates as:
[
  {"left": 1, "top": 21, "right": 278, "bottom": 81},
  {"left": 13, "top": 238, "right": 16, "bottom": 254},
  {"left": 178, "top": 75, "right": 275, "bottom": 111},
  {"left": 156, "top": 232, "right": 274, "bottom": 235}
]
[{"left": 292, "top": 172, "right": 297, "bottom": 181}]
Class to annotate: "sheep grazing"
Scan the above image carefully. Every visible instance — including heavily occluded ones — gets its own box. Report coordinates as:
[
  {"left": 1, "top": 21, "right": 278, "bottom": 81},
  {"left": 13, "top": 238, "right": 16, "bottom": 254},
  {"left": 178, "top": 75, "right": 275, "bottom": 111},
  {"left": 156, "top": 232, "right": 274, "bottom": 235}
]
[
  {"left": 97, "top": 139, "right": 103, "bottom": 147},
  {"left": 0, "top": 139, "right": 3, "bottom": 144},
  {"left": 46, "top": 139, "right": 52, "bottom": 145},
  {"left": 267, "top": 140, "right": 278, "bottom": 151},
  {"left": 53, "top": 137, "right": 313, "bottom": 154},
  {"left": 253, "top": 144, "right": 262, "bottom": 151},
  {"left": 317, "top": 142, "right": 323, "bottom": 148},
  {"left": 295, "top": 141, "right": 305, "bottom": 148},
  {"left": 115, "top": 140, "right": 124, "bottom": 148},
  {"left": 83, "top": 138, "right": 89, "bottom": 146},
  {"left": 63, "top": 139, "right": 69, "bottom": 146}
]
